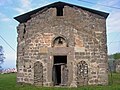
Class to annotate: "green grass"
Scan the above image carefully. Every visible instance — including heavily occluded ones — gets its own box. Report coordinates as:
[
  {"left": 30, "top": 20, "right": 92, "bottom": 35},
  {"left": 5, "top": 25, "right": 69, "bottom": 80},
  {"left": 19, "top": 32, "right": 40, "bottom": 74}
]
[{"left": 0, "top": 73, "right": 120, "bottom": 90}]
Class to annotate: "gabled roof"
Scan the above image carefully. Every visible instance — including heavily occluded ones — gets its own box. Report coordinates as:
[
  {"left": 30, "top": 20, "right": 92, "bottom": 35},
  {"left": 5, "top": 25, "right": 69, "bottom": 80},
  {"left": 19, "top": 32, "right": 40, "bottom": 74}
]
[{"left": 14, "top": 1, "right": 109, "bottom": 23}]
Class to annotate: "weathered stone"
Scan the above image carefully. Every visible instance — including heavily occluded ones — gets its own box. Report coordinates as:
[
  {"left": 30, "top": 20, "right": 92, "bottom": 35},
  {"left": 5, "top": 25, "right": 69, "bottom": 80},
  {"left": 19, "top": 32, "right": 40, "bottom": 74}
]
[
  {"left": 17, "top": 73, "right": 24, "bottom": 77},
  {"left": 114, "top": 59, "right": 120, "bottom": 73},
  {"left": 74, "top": 47, "right": 85, "bottom": 52},
  {"left": 24, "top": 78, "right": 29, "bottom": 81},
  {"left": 28, "top": 69, "right": 31, "bottom": 72},
  {"left": 39, "top": 48, "right": 48, "bottom": 54},
  {"left": 91, "top": 71, "right": 96, "bottom": 74},
  {"left": 15, "top": 2, "right": 108, "bottom": 87},
  {"left": 23, "top": 69, "right": 27, "bottom": 72}
]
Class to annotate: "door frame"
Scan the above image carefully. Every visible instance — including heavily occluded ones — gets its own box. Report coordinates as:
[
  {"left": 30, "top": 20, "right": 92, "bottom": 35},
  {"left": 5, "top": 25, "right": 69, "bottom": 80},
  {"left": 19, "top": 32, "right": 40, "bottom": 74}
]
[
  {"left": 52, "top": 55, "right": 67, "bottom": 86},
  {"left": 48, "top": 47, "right": 74, "bottom": 86}
]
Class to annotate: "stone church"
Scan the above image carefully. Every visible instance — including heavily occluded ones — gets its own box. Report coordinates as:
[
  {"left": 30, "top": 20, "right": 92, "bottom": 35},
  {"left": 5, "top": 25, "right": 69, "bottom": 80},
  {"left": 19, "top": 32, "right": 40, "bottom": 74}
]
[{"left": 14, "top": 1, "right": 109, "bottom": 87}]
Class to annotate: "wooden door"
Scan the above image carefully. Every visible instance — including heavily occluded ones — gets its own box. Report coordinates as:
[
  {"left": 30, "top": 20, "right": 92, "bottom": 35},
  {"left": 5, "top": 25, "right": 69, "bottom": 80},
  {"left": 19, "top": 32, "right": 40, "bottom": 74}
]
[{"left": 61, "top": 64, "right": 68, "bottom": 86}]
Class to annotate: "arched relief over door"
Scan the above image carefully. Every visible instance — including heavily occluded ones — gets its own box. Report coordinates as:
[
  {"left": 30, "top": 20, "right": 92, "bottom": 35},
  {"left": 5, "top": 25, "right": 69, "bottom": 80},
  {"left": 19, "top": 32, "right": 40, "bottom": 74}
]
[
  {"left": 52, "top": 36, "right": 68, "bottom": 47},
  {"left": 34, "top": 61, "right": 43, "bottom": 86},
  {"left": 77, "top": 61, "right": 88, "bottom": 86}
]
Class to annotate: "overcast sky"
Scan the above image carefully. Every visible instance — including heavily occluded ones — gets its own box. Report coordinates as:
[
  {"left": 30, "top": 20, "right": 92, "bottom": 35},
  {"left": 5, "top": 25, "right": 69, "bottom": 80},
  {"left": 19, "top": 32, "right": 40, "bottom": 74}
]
[{"left": 0, "top": 0, "right": 120, "bottom": 69}]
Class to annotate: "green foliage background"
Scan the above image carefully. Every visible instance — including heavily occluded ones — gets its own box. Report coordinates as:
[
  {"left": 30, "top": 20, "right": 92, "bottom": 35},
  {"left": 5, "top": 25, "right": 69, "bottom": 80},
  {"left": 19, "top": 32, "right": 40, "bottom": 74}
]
[{"left": 113, "top": 53, "right": 120, "bottom": 60}]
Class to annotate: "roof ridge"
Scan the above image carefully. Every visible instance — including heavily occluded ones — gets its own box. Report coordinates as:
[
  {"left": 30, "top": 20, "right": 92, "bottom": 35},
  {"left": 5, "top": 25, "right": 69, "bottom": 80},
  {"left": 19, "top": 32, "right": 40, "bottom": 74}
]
[{"left": 14, "top": 1, "right": 109, "bottom": 23}]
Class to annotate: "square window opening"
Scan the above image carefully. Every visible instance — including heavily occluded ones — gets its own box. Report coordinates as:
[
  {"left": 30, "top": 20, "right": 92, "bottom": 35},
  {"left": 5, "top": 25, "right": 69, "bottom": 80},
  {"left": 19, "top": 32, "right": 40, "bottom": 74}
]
[{"left": 56, "top": 7, "right": 64, "bottom": 16}]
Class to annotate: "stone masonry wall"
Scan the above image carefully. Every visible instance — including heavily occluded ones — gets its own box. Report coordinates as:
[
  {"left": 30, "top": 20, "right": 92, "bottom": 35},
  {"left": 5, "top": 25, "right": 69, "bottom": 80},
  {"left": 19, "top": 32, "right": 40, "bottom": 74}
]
[
  {"left": 115, "top": 60, "right": 120, "bottom": 73},
  {"left": 17, "top": 5, "right": 108, "bottom": 87}
]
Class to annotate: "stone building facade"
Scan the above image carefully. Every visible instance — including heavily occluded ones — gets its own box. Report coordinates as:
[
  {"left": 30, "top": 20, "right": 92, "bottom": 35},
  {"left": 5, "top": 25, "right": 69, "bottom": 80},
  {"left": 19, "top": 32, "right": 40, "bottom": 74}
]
[{"left": 14, "top": 2, "right": 109, "bottom": 87}]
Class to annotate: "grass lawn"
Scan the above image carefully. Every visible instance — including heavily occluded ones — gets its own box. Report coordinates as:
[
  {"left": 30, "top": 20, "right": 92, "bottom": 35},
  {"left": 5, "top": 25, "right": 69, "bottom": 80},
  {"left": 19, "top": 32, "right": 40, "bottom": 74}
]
[{"left": 0, "top": 73, "right": 120, "bottom": 90}]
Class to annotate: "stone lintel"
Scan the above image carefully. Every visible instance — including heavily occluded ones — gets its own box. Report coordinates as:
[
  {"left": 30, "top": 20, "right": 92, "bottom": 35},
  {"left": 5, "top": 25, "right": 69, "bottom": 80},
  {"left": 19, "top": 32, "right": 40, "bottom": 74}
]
[{"left": 74, "top": 47, "right": 85, "bottom": 52}]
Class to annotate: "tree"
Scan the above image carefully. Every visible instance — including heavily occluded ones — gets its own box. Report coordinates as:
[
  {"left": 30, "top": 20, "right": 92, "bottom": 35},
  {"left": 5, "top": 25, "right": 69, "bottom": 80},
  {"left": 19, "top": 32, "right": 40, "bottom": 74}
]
[
  {"left": 113, "top": 53, "right": 120, "bottom": 60},
  {"left": 0, "top": 46, "right": 5, "bottom": 72}
]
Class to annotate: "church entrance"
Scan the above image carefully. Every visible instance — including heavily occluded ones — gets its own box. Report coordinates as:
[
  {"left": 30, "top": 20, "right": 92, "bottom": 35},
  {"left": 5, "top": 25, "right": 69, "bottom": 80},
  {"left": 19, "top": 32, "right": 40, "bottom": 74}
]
[{"left": 52, "top": 56, "right": 68, "bottom": 86}]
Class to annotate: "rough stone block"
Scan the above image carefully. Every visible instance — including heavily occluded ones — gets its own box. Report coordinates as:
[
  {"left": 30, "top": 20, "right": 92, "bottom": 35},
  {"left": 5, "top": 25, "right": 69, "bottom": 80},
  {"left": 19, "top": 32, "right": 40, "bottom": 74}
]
[{"left": 74, "top": 47, "right": 85, "bottom": 52}]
